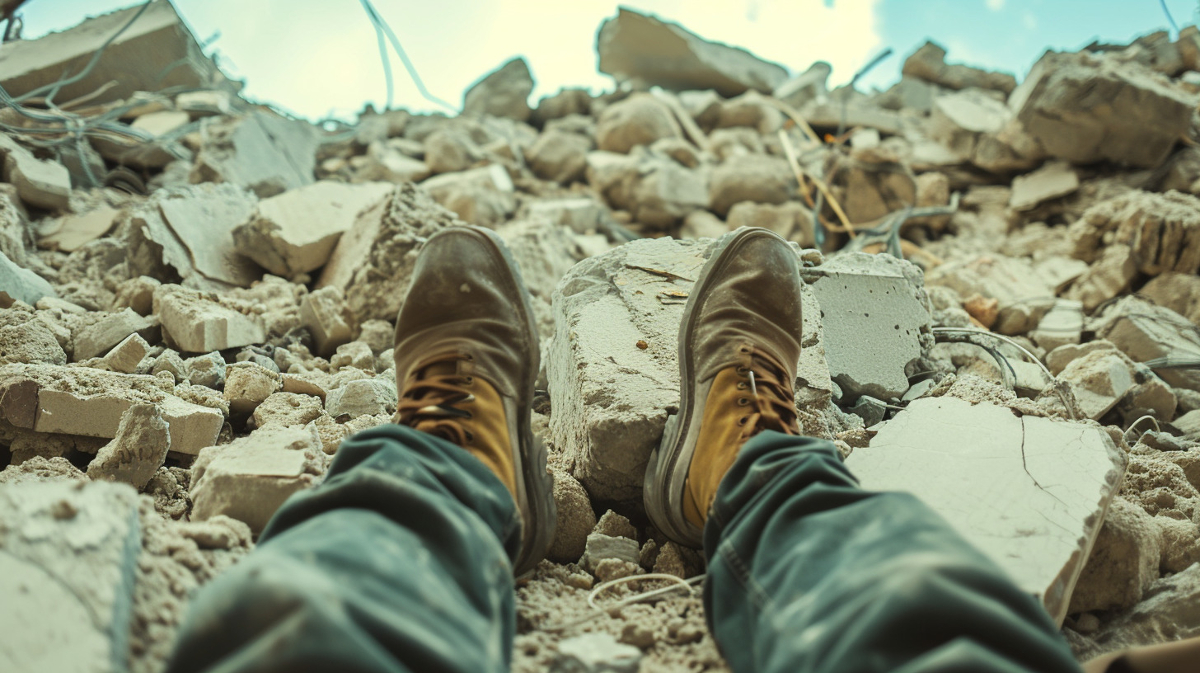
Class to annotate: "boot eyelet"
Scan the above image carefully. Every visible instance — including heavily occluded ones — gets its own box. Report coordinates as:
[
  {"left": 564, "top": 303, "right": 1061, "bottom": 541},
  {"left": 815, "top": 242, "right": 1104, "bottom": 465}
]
[
  {"left": 738, "top": 346, "right": 751, "bottom": 354},
  {"left": 736, "top": 366, "right": 748, "bottom": 375},
  {"left": 738, "top": 398, "right": 750, "bottom": 406},
  {"left": 463, "top": 376, "right": 474, "bottom": 386},
  {"left": 465, "top": 430, "right": 475, "bottom": 443},
  {"left": 737, "top": 382, "right": 747, "bottom": 390},
  {"left": 738, "top": 417, "right": 748, "bottom": 426}
]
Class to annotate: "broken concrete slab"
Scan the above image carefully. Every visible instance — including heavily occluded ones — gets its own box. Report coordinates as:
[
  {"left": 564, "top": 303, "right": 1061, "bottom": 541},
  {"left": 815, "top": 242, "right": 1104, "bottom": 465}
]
[
  {"left": 0, "top": 0, "right": 230, "bottom": 107},
  {"left": 86, "top": 403, "right": 170, "bottom": 489},
  {"left": 300, "top": 286, "right": 357, "bottom": 358},
  {"left": 1069, "top": 496, "right": 1162, "bottom": 614},
  {"left": 802, "top": 252, "right": 932, "bottom": 401},
  {"left": 926, "top": 254, "right": 1057, "bottom": 335},
  {"left": 1030, "top": 300, "right": 1084, "bottom": 352},
  {"left": 36, "top": 206, "right": 119, "bottom": 252},
  {"left": 0, "top": 480, "right": 141, "bottom": 673},
  {"left": 463, "top": 57, "right": 535, "bottom": 122},
  {"left": 1140, "top": 272, "right": 1200, "bottom": 325},
  {"left": 1057, "top": 348, "right": 1136, "bottom": 420},
  {"left": 1009, "top": 161, "right": 1080, "bottom": 211},
  {"left": 0, "top": 136, "right": 72, "bottom": 212},
  {"left": 324, "top": 377, "right": 397, "bottom": 419},
  {"left": 553, "top": 633, "right": 642, "bottom": 673},
  {"left": 526, "top": 130, "right": 593, "bottom": 185},
  {"left": 903, "top": 41, "right": 1017, "bottom": 95},
  {"left": 0, "top": 363, "right": 223, "bottom": 455},
  {"left": 1065, "top": 244, "right": 1137, "bottom": 312},
  {"left": 0, "top": 319, "right": 67, "bottom": 366},
  {"left": 1009, "top": 50, "right": 1195, "bottom": 168},
  {"left": 157, "top": 183, "right": 259, "bottom": 287},
  {"left": 846, "top": 396, "right": 1126, "bottom": 625},
  {"left": 154, "top": 285, "right": 266, "bottom": 353},
  {"left": 1093, "top": 296, "right": 1200, "bottom": 393},
  {"left": 0, "top": 247, "right": 54, "bottom": 307},
  {"left": 191, "top": 111, "right": 320, "bottom": 198},
  {"left": 73, "top": 308, "right": 156, "bottom": 361},
  {"left": 596, "top": 8, "right": 787, "bottom": 97},
  {"left": 1069, "top": 190, "right": 1200, "bottom": 277},
  {"left": 190, "top": 425, "right": 324, "bottom": 534},
  {"left": 102, "top": 333, "right": 151, "bottom": 374},
  {"left": 548, "top": 237, "right": 828, "bottom": 501},
  {"left": 317, "top": 183, "right": 460, "bottom": 323},
  {"left": 233, "top": 180, "right": 392, "bottom": 278},
  {"left": 223, "top": 362, "right": 281, "bottom": 415}
]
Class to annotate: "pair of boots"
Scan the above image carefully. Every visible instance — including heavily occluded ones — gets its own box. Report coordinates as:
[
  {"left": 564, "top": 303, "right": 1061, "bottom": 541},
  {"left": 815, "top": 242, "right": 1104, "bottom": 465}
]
[{"left": 394, "top": 226, "right": 802, "bottom": 574}]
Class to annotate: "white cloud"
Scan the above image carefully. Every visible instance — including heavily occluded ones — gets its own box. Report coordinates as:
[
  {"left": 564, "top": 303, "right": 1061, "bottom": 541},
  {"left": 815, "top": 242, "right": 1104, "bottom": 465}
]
[
  {"left": 23, "top": 0, "right": 885, "bottom": 122},
  {"left": 1023, "top": 11, "right": 1038, "bottom": 29},
  {"left": 986, "top": 0, "right": 1005, "bottom": 11}
]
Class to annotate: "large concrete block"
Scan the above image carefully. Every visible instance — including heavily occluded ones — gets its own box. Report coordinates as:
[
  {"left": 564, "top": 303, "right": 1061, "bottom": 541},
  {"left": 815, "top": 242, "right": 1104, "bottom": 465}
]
[
  {"left": 802, "top": 252, "right": 932, "bottom": 401},
  {"left": 0, "top": 480, "right": 141, "bottom": 673},
  {"left": 548, "top": 237, "right": 827, "bottom": 501},
  {"left": 846, "top": 396, "right": 1127, "bottom": 625}
]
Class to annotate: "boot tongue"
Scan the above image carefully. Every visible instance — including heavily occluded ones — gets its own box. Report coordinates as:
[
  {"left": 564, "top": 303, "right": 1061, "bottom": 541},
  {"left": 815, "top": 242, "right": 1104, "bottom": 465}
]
[{"left": 418, "top": 360, "right": 460, "bottom": 381}]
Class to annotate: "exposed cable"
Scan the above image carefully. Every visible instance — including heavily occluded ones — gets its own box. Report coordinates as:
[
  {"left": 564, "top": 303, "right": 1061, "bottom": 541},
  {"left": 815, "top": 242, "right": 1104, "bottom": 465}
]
[
  {"left": 358, "top": 0, "right": 457, "bottom": 113},
  {"left": 1159, "top": 0, "right": 1180, "bottom": 37}
]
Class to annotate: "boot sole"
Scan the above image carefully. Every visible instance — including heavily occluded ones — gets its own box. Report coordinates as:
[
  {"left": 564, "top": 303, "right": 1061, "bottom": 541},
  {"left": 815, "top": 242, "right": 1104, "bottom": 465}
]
[
  {"left": 461, "top": 226, "right": 557, "bottom": 576},
  {"left": 644, "top": 228, "right": 790, "bottom": 548}
]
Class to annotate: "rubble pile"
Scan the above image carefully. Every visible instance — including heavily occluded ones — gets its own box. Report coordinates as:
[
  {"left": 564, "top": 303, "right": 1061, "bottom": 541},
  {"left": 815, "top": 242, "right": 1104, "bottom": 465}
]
[{"left": 2, "top": 2, "right": 1200, "bottom": 671}]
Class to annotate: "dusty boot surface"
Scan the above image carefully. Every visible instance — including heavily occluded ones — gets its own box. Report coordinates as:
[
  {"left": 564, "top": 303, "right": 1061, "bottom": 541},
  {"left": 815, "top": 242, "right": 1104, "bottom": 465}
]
[
  {"left": 394, "top": 225, "right": 555, "bottom": 575},
  {"left": 644, "top": 227, "right": 803, "bottom": 548}
]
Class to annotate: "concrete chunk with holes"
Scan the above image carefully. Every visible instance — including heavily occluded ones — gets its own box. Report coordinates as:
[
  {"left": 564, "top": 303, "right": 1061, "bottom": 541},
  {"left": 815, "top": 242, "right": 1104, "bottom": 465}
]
[{"left": 845, "top": 396, "right": 1127, "bottom": 625}]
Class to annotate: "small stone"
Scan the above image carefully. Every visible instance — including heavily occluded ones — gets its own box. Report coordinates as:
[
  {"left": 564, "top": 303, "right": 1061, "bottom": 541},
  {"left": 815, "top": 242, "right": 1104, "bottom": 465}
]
[
  {"left": 149, "top": 349, "right": 186, "bottom": 383},
  {"left": 652, "top": 541, "right": 689, "bottom": 580},
  {"left": 330, "top": 341, "right": 375, "bottom": 371},
  {"left": 593, "top": 558, "right": 641, "bottom": 583},
  {"left": 190, "top": 425, "right": 325, "bottom": 534},
  {"left": 1057, "top": 349, "right": 1136, "bottom": 420},
  {"left": 324, "top": 377, "right": 397, "bottom": 419},
  {"left": 185, "top": 351, "right": 226, "bottom": 389},
  {"left": 101, "top": 333, "right": 150, "bottom": 374},
  {"left": 548, "top": 467, "right": 597, "bottom": 563},
  {"left": 73, "top": 308, "right": 154, "bottom": 361},
  {"left": 251, "top": 392, "right": 325, "bottom": 430},
  {"left": 552, "top": 633, "right": 642, "bottom": 673},
  {"left": 579, "top": 533, "right": 640, "bottom": 575},
  {"left": 86, "top": 404, "right": 171, "bottom": 489},
  {"left": 593, "top": 510, "right": 638, "bottom": 540},
  {"left": 356, "top": 320, "right": 394, "bottom": 354},
  {"left": 300, "top": 286, "right": 357, "bottom": 358},
  {"left": 849, "top": 395, "right": 887, "bottom": 426},
  {"left": 223, "top": 362, "right": 282, "bottom": 415},
  {"left": 0, "top": 320, "right": 66, "bottom": 366}
]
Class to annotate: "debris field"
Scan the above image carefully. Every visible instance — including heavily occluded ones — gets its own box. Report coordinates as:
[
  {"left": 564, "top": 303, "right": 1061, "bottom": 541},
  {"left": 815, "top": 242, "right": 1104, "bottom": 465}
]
[{"left": 2, "top": 3, "right": 1200, "bottom": 672}]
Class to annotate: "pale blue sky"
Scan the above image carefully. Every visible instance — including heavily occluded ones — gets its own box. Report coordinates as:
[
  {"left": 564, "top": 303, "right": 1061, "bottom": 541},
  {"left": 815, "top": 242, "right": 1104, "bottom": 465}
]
[{"left": 17, "top": 0, "right": 1197, "bottom": 121}]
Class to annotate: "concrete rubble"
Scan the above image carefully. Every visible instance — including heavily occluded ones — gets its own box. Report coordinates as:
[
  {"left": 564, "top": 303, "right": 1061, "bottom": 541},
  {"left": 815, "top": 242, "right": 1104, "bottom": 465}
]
[{"left": 1, "top": 4, "right": 1199, "bottom": 672}]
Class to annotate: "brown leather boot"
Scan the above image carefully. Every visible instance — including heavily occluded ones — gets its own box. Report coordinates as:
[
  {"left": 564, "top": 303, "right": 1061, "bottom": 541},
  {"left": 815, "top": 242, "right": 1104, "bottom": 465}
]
[
  {"left": 393, "top": 225, "right": 555, "bottom": 575},
  {"left": 644, "top": 228, "right": 802, "bottom": 548}
]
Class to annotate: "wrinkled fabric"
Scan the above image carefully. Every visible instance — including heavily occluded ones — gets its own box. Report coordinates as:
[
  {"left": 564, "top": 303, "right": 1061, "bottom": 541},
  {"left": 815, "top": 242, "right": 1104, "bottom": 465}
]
[
  {"left": 166, "top": 424, "right": 519, "bottom": 673},
  {"left": 704, "top": 431, "right": 1084, "bottom": 673}
]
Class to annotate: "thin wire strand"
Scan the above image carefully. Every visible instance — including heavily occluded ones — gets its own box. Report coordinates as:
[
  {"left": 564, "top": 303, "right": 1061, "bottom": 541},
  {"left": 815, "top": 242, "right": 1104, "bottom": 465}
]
[{"left": 358, "top": 0, "right": 457, "bottom": 113}]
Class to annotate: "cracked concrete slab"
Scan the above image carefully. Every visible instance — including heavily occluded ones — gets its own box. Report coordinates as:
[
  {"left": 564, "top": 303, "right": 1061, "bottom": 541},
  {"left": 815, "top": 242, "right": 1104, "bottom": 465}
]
[{"left": 846, "top": 396, "right": 1127, "bottom": 625}]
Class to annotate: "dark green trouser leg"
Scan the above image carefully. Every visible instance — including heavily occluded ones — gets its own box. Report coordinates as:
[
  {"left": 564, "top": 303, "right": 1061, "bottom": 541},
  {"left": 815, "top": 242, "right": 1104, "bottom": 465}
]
[
  {"left": 704, "top": 432, "right": 1084, "bottom": 673},
  {"left": 166, "top": 425, "right": 520, "bottom": 673}
]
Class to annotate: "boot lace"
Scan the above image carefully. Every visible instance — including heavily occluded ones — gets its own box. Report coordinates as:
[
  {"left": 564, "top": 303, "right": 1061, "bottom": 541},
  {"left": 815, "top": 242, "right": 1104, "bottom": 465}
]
[
  {"left": 735, "top": 346, "right": 800, "bottom": 439},
  {"left": 397, "top": 353, "right": 476, "bottom": 445}
]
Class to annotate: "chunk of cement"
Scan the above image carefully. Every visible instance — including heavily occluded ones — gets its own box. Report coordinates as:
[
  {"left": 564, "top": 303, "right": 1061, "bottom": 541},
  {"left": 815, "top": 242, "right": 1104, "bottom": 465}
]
[
  {"left": 1069, "top": 497, "right": 1162, "bottom": 614},
  {"left": 324, "top": 377, "right": 397, "bottom": 419},
  {"left": 1009, "top": 161, "right": 1080, "bottom": 211},
  {"left": 902, "top": 41, "right": 1017, "bottom": 94},
  {"left": 73, "top": 308, "right": 155, "bottom": 361},
  {"left": 596, "top": 8, "right": 787, "bottom": 97},
  {"left": 155, "top": 285, "right": 266, "bottom": 354},
  {"left": 846, "top": 396, "right": 1127, "bottom": 625},
  {"left": 86, "top": 404, "right": 171, "bottom": 489},
  {"left": 802, "top": 252, "right": 932, "bottom": 401},
  {"left": 579, "top": 533, "right": 641, "bottom": 575},
  {"left": 191, "top": 111, "right": 319, "bottom": 198},
  {"left": 317, "top": 183, "right": 460, "bottom": 323},
  {"left": 552, "top": 633, "right": 642, "bottom": 673},
  {"left": 0, "top": 0, "right": 230, "bottom": 107},
  {"left": 1030, "top": 300, "right": 1083, "bottom": 352},
  {"left": 37, "top": 206, "right": 119, "bottom": 252},
  {"left": 0, "top": 363, "right": 222, "bottom": 455},
  {"left": 157, "top": 183, "right": 259, "bottom": 287},
  {"left": 0, "top": 480, "right": 140, "bottom": 673},
  {"left": 421, "top": 164, "right": 516, "bottom": 228},
  {"left": 233, "top": 180, "right": 393, "bottom": 277},
  {"left": 462, "top": 57, "right": 535, "bottom": 122},
  {"left": 0, "top": 135, "right": 71, "bottom": 211},
  {"left": 1010, "top": 50, "right": 1195, "bottom": 168},
  {"left": 101, "top": 333, "right": 151, "bottom": 374},
  {"left": 0, "top": 247, "right": 55, "bottom": 307},
  {"left": 1057, "top": 349, "right": 1136, "bottom": 420},
  {"left": 548, "top": 237, "right": 828, "bottom": 501},
  {"left": 300, "top": 286, "right": 357, "bottom": 357},
  {"left": 926, "top": 254, "right": 1056, "bottom": 335},
  {"left": 191, "top": 425, "right": 325, "bottom": 534},
  {"left": 223, "top": 362, "right": 282, "bottom": 415},
  {"left": 1093, "top": 296, "right": 1200, "bottom": 393}
]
